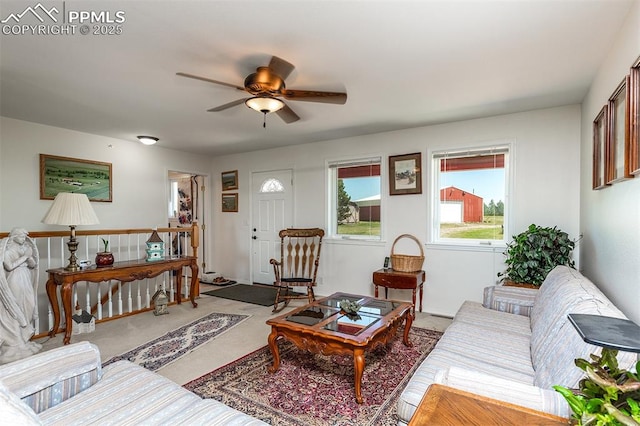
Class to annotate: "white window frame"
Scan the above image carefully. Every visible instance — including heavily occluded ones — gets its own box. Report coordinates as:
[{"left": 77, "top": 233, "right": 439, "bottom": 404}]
[
  {"left": 428, "top": 142, "right": 513, "bottom": 249},
  {"left": 326, "top": 156, "right": 383, "bottom": 242}
]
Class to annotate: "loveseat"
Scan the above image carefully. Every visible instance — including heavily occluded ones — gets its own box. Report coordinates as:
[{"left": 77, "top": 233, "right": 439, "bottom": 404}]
[
  {"left": 397, "top": 265, "right": 637, "bottom": 425},
  {"left": 0, "top": 341, "right": 267, "bottom": 425}
]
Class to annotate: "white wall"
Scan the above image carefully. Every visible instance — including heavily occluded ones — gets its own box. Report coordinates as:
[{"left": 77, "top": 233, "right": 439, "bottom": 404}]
[
  {"left": 0, "top": 117, "right": 214, "bottom": 265},
  {"left": 210, "top": 105, "right": 581, "bottom": 317},
  {"left": 579, "top": 1, "right": 640, "bottom": 324}
]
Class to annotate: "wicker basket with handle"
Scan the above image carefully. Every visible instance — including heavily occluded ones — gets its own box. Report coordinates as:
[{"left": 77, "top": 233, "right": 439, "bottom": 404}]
[{"left": 390, "top": 234, "right": 425, "bottom": 272}]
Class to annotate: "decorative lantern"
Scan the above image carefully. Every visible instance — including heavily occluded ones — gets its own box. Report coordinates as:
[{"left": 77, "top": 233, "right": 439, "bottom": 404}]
[
  {"left": 146, "top": 230, "right": 164, "bottom": 262},
  {"left": 152, "top": 289, "right": 169, "bottom": 315},
  {"left": 71, "top": 310, "right": 95, "bottom": 334}
]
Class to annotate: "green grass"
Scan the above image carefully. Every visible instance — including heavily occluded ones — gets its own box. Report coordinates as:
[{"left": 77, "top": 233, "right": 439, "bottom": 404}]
[
  {"left": 338, "top": 221, "right": 380, "bottom": 236},
  {"left": 440, "top": 216, "right": 504, "bottom": 239}
]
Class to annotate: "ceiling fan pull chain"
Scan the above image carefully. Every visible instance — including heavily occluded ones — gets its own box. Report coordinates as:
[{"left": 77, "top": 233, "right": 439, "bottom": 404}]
[{"left": 263, "top": 112, "right": 267, "bottom": 128}]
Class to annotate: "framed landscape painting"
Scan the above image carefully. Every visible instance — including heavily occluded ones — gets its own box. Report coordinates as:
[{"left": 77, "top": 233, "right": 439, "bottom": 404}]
[
  {"left": 389, "top": 153, "right": 422, "bottom": 195},
  {"left": 222, "top": 193, "right": 238, "bottom": 212},
  {"left": 221, "top": 170, "right": 238, "bottom": 191},
  {"left": 40, "top": 154, "right": 112, "bottom": 202}
]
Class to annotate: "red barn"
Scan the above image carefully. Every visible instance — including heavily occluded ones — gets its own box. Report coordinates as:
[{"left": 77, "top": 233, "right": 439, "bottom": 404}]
[{"left": 440, "top": 186, "right": 483, "bottom": 223}]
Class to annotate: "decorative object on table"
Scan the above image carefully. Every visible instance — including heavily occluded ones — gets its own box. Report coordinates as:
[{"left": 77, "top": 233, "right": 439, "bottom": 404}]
[
  {"left": 41, "top": 192, "right": 100, "bottom": 271},
  {"left": 145, "top": 230, "right": 164, "bottom": 261},
  {"left": 95, "top": 238, "right": 114, "bottom": 267},
  {"left": 221, "top": 193, "right": 238, "bottom": 212},
  {"left": 151, "top": 289, "right": 169, "bottom": 316},
  {"left": 497, "top": 224, "right": 575, "bottom": 287},
  {"left": 339, "top": 299, "right": 361, "bottom": 320},
  {"left": 39, "top": 154, "right": 112, "bottom": 202},
  {"left": 553, "top": 313, "right": 640, "bottom": 425},
  {"left": 390, "top": 234, "right": 425, "bottom": 272},
  {"left": 71, "top": 310, "right": 95, "bottom": 334},
  {"left": 0, "top": 228, "right": 42, "bottom": 364},
  {"left": 221, "top": 170, "right": 238, "bottom": 191}
]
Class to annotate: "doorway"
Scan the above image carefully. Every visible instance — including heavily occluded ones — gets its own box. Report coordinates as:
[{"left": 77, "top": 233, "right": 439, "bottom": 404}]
[
  {"left": 251, "top": 169, "right": 293, "bottom": 284},
  {"left": 168, "top": 171, "right": 208, "bottom": 270}
]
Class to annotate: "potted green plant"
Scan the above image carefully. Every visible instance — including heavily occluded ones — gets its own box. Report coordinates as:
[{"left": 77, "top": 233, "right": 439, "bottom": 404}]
[
  {"left": 498, "top": 224, "right": 575, "bottom": 287},
  {"left": 553, "top": 349, "right": 640, "bottom": 425},
  {"left": 95, "top": 238, "right": 114, "bottom": 267}
]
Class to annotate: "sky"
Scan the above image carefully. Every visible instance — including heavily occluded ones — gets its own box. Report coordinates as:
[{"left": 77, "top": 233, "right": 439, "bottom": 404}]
[{"left": 342, "top": 169, "right": 505, "bottom": 203}]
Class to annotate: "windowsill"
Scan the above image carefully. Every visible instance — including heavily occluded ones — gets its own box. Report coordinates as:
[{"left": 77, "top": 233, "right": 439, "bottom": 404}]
[
  {"left": 324, "top": 237, "right": 386, "bottom": 247},
  {"left": 426, "top": 242, "right": 506, "bottom": 252}
]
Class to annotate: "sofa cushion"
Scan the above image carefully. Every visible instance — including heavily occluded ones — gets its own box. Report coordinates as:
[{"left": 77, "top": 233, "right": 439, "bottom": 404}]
[
  {"left": 39, "top": 360, "right": 267, "bottom": 426},
  {"left": 530, "top": 266, "right": 599, "bottom": 366},
  {"left": 0, "top": 381, "right": 41, "bottom": 425},
  {"left": 454, "top": 301, "right": 532, "bottom": 336},
  {"left": 529, "top": 266, "right": 635, "bottom": 388}
]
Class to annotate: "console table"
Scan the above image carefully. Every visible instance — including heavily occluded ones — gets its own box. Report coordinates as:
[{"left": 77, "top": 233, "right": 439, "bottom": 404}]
[
  {"left": 408, "top": 384, "right": 569, "bottom": 425},
  {"left": 372, "top": 268, "right": 425, "bottom": 317},
  {"left": 46, "top": 256, "right": 199, "bottom": 344}
]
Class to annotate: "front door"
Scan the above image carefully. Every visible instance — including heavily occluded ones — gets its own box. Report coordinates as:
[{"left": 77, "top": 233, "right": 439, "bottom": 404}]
[{"left": 251, "top": 169, "right": 293, "bottom": 284}]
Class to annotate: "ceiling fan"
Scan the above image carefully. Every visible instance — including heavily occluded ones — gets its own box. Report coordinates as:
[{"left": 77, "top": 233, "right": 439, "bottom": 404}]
[{"left": 176, "top": 56, "right": 347, "bottom": 126}]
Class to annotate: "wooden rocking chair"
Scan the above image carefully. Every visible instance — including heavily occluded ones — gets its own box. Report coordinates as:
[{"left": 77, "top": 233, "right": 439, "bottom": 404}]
[{"left": 270, "top": 228, "right": 324, "bottom": 313}]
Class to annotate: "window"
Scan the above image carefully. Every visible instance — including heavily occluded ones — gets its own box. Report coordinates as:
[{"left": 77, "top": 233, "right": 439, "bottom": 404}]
[
  {"left": 260, "top": 178, "right": 285, "bottom": 193},
  {"left": 328, "top": 157, "right": 382, "bottom": 239},
  {"left": 431, "top": 145, "right": 510, "bottom": 245}
]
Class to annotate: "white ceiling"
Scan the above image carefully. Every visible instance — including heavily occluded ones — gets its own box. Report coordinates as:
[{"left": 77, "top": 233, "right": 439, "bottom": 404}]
[{"left": 0, "top": 0, "right": 634, "bottom": 156}]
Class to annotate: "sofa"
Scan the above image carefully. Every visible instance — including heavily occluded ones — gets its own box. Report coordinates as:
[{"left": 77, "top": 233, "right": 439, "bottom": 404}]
[
  {"left": 0, "top": 341, "right": 267, "bottom": 425},
  {"left": 397, "top": 265, "right": 637, "bottom": 425}
]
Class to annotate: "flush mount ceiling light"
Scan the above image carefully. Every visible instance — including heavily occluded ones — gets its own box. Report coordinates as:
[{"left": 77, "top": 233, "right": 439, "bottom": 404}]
[
  {"left": 137, "top": 136, "right": 159, "bottom": 145},
  {"left": 245, "top": 96, "right": 285, "bottom": 114}
]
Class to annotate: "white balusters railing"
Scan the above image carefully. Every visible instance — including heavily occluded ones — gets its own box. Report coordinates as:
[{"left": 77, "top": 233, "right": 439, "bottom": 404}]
[{"left": 0, "top": 225, "right": 199, "bottom": 339}]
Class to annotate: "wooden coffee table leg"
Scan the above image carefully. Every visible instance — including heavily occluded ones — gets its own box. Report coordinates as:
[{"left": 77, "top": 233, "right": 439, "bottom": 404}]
[
  {"left": 267, "top": 328, "right": 281, "bottom": 373},
  {"left": 403, "top": 312, "right": 413, "bottom": 347},
  {"left": 353, "top": 348, "right": 365, "bottom": 404}
]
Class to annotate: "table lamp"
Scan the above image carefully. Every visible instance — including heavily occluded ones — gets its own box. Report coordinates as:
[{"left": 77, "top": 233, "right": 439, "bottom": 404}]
[{"left": 42, "top": 193, "right": 100, "bottom": 271}]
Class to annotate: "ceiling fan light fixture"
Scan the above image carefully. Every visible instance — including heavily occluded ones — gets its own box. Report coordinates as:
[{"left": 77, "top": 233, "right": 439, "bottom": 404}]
[
  {"left": 245, "top": 96, "right": 284, "bottom": 114},
  {"left": 137, "top": 136, "right": 159, "bottom": 145}
]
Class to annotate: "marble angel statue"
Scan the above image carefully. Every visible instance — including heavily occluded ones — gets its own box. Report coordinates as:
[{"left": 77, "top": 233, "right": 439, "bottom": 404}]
[{"left": 0, "top": 228, "right": 42, "bottom": 363}]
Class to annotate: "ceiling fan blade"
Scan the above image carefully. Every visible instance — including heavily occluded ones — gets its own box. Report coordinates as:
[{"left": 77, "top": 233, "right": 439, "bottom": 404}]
[
  {"left": 268, "top": 56, "right": 295, "bottom": 80},
  {"left": 282, "top": 89, "right": 347, "bottom": 104},
  {"left": 207, "top": 98, "right": 247, "bottom": 112},
  {"left": 276, "top": 103, "right": 300, "bottom": 123},
  {"left": 176, "top": 72, "right": 245, "bottom": 91}
]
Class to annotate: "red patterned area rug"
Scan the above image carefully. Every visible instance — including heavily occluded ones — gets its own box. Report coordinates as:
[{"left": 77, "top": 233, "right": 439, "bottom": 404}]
[{"left": 184, "top": 327, "right": 442, "bottom": 425}]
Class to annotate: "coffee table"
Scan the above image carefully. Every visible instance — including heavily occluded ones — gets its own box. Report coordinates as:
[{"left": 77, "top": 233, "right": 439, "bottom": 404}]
[{"left": 266, "top": 292, "right": 413, "bottom": 403}]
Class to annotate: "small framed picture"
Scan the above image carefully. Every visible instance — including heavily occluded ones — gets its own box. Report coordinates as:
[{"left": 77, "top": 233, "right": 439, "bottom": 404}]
[
  {"left": 389, "top": 153, "right": 422, "bottom": 195},
  {"left": 221, "top": 170, "right": 238, "bottom": 191},
  {"left": 222, "top": 193, "right": 238, "bottom": 212},
  {"left": 630, "top": 56, "right": 640, "bottom": 176},
  {"left": 606, "top": 76, "right": 632, "bottom": 184},
  {"left": 592, "top": 105, "right": 609, "bottom": 190}
]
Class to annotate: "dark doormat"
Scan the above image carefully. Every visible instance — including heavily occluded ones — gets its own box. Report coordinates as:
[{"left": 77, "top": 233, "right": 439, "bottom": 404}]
[{"left": 202, "top": 284, "right": 302, "bottom": 307}]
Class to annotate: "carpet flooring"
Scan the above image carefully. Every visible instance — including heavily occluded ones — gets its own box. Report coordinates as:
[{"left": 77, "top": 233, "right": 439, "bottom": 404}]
[
  {"left": 202, "top": 284, "right": 301, "bottom": 307},
  {"left": 184, "top": 327, "right": 442, "bottom": 425},
  {"left": 103, "top": 312, "right": 249, "bottom": 371}
]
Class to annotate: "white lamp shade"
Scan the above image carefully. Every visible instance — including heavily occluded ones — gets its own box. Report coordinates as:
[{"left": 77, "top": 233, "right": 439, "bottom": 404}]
[
  {"left": 245, "top": 96, "right": 285, "bottom": 113},
  {"left": 42, "top": 193, "right": 100, "bottom": 226}
]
